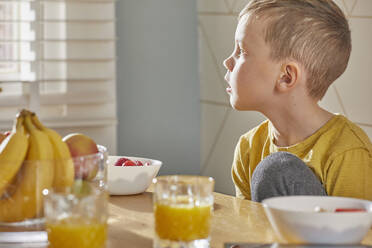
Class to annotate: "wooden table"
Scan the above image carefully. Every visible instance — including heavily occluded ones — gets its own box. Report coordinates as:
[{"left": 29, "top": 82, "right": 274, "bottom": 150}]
[{"left": 107, "top": 191, "right": 372, "bottom": 248}]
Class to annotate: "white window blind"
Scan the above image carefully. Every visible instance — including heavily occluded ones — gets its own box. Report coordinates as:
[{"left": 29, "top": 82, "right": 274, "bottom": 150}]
[{"left": 0, "top": 0, "right": 117, "bottom": 129}]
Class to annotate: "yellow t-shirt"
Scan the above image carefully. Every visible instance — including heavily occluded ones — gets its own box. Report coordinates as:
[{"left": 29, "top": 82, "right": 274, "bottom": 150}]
[{"left": 231, "top": 114, "right": 372, "bottom": 200}]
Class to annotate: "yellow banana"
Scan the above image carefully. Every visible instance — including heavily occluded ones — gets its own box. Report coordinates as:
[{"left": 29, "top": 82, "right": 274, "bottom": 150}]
[
  {"left": 0, "top": 114, "right": 28, "bottom": 197},
  {"left": 0, "top": 175, "right": 18, "bottom": 201},
  {"left": 31, "top": 113, "right": 74, "bottom": 191},
  {"left": 0, "top": 111, "right": 54, "bottom": 222}
]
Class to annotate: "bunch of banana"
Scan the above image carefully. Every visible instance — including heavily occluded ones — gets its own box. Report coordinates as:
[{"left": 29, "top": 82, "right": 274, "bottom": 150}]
[
  {"left": 31, "top": 112, "right": 74, "bottom": 192},
  {"left": 0, "top": 114, "right": 28, "bottom": 197},
  {"left": 0, "top": 110, "right": 75, "bottom": 223}
]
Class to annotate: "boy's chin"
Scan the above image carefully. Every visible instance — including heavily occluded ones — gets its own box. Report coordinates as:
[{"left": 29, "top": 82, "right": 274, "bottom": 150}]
[
  {"left": 230, "top": 100, "right": 254, "bottom": 111},
  {"left": 230, "top": 101, "right": 244, "bottom": 110},
  {"left": 233, "top": 106, "right": 247, "bottom": 111}
]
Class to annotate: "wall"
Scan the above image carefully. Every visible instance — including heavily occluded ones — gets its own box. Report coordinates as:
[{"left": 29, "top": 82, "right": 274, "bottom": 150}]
[
  {"left": 198, "top": 0, "right": 372, "bottom": 195},
  {"left": 116, "top": 1, "right": 201, "bottom": 175}
]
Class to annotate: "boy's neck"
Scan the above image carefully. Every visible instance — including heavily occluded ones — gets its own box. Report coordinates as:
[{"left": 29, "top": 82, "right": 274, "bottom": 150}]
[{"left": 267, "top": 104, "right": 334, "bottom": 147}]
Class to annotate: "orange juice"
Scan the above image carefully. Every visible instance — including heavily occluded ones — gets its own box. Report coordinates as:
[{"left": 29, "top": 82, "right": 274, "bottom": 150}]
[
  {"left": 47, "top": 218, "right": 107, "bottom": 248},
  {"left": 154, "top": 203, "right": 212, "bottom": 242}
]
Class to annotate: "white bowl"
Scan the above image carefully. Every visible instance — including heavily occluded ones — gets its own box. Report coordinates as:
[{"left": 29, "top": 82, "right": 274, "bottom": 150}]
[
  {"left": 262, "top": 196, "right": 372, "bottom": 245},
  {"left": 107, "top": 155, "right": 162, "bottom": 195}
]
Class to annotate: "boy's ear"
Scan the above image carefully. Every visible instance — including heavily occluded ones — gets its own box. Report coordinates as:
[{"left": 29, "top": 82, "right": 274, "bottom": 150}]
[{"left": 276, "top": 62, "right": 300, "bottom": 92}]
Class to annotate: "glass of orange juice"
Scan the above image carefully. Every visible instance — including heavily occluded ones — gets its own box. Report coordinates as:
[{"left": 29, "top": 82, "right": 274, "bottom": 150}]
[
  {"left": 43, "top": 184, "right": 108, "bottom": 248},
  {"left": 153, "top": 175, "right": 215, "bottom": 248}
]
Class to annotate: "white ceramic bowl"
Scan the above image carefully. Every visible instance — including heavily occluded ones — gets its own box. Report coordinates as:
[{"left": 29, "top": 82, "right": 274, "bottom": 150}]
[
  {"left": 262, "top": 196, "right": 372, "bottom": 245},
  {"left": 107, "top": 155, "right": 162, "bottom": 195}
]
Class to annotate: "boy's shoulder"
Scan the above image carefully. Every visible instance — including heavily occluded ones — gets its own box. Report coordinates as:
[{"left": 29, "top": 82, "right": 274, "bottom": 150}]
[
  {"left": 239, "top": 119, "right": 270, "bottom": 147},
  {"left": 326, "top": 115, "right": 372, "bottom": 157}
]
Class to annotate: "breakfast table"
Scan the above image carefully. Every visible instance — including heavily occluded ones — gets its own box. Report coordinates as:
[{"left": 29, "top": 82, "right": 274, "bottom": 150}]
[{"left": 107, "top": 189, "right": 372, "bottom": 248}]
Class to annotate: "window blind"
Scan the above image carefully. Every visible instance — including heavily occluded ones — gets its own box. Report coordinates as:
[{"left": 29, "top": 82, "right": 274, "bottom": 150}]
[{"left": 0, "top": 0, "right": 117, "bottom": 129}]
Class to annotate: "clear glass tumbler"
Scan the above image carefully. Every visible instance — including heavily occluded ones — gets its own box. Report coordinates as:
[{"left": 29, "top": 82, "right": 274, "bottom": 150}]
[
  {"left": 43, "top": 145, "right": 109, "bottom": 248},
  {"left": 153, "top": 175, "right": 215, "bottom": 248},
  {"left": 44, "top": 187, "right": 108, "bottom": 248}
]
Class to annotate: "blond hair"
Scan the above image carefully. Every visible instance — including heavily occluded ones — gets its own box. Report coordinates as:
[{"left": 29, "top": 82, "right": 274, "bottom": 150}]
[{"left": 240, "top": 0, "right": 351, "bottom": 99}]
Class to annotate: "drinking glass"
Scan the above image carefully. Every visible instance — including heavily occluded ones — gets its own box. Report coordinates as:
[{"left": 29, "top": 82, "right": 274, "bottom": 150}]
[
  {"left": 153, "top": 175, "right": 215, "bottom": 248},
  {"left": 44, "top": 186, "right": 108, "bottom": 248},
  {"left": 43, "top": 145, "right": 109, "bottom": 248}
]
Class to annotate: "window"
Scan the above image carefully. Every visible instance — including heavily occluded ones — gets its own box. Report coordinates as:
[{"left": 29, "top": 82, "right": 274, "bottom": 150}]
[
  {"left": 0, "top": 0, "right": 117, "bottom": 151},
  {"left": 0, "top": 3, "right": 18, "bottom": 74}
]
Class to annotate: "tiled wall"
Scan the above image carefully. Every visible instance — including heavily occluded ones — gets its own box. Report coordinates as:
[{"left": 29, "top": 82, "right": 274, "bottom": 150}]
[{"left": 198, "top": 0, "right": 372, "bottom": 195}]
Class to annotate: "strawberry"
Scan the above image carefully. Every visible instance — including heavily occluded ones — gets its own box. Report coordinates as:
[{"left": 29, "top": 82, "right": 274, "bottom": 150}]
[
  {"left": 135, "top": 160, "right": 143, "bottom": 166},
  {"left": 123, "top": 160, "right": 136, "bottom": 166},
  {"left": 115, "top": 157, "right": 130, "bottom": 166},
  {"left": 335, "top": 208, "right": 366, "bottom": 212}
]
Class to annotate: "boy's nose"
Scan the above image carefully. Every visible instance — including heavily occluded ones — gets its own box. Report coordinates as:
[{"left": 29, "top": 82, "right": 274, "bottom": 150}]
[{"left": 223, "top": 57, "right": 234, "bottom": 72}]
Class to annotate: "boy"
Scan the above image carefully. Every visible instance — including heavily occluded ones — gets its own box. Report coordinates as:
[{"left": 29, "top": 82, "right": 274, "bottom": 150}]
[{"left": 223, "top": 0, "right": 372, "bottom": 202}]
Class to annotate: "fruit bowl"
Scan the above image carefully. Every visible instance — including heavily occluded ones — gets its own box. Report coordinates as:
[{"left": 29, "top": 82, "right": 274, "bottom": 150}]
[
  {"left": 0, "top": 109, "right": 109, "bottom": 245},
  {"left": 107, "top": 155, "right": 162, "bottom": 195},
  {"left": 0, "top": 145, "right": 108, "bottom": 225},
  {"left": 262, "top": 196, "right": 372, "bottom": 245}
]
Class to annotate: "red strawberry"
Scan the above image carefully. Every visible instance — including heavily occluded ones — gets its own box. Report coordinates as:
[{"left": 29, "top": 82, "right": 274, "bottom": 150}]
[
  {"left": 123, "top": 160, "right": 136, "bottom": 166},
  {"left": 135, "top": 160, "right": 143, "bottom": 166},
  {"left": 335, "top": 208, "right": 366, "bottom": 212},
  {"left": 144, "top": 162, "right": 151, "bottom": 166},
  {"left": 115, "top": 157, "right": 130, "bottom": 166}
]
